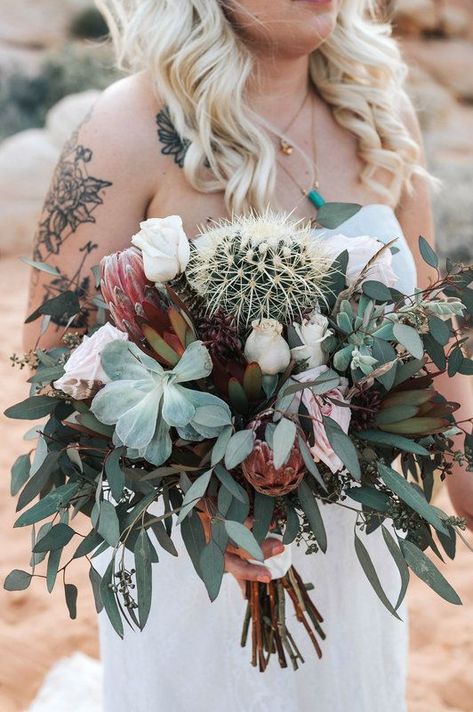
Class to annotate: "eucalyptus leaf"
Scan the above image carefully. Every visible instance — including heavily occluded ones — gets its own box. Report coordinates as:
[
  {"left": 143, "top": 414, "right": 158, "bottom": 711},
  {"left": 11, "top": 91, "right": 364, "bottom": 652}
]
[
  {"left": 358, "top": 430, "right": 429, "bottom": 455},
  {"left": 46, "top": 547, "right": 62, "bottom": 592},
  {"left": 437, "top": 525, "right": 457, "bottom": 561},
  {"left": 20, "top": 257, "right": 60, "bottom": 276},
  {"left": 423, "top": 334, "right": 447, "bottom": 371},
  {"left": 224, "top": 520, "right": 264, "bottom": 561},
  {"left": 15, "top": 482, "right": 80, "bottom": 528},
  {"left": 10, "top": 453, "right": 31, "bottom": 497},
  {"left": 418, "top": 236, "right": 438, "bottom": 269},
  {"left": 89, "top": 566, "right": 103, "bottom": 613},
  {"left": 97, "top": 500, "right": 121, "bottom": 547},
  {"left": 272, "top": 418, "right": 297, "bottom": 469},
  {"left": 135, "top": 528, "right": 153, "bottom": 628},
  {"left": 317, "top": 202, "right": 361, "bottom": 229},
  {"left": 324, "top": 417, "right": 361, "bottom": 479},
  {"left": 283, "top": 506, "right": 300, "bottom": 545},
  {"left": 211, "top": 425, "right": 233, "bottom": 467},
  {"left": 428, "top": 316, "right": 450, "bottom": 346},
  {"left": 16, "top": 451, "right": 61, "bottom": 512},
  {"left": 346, "top": 486, "right": 390, "bottom": 512},
  {"left": 297, "top": 481, "right": 327, "bottom": 553},
  {"left": 354, "top": 532, "right": 401, "bottom": 619},
  {"left": 214, "top": 464, "right": 248, "bottom": 504},
  {"left": 381, "top": 526, "right": 410, "bottom": 610},
  {"left": 393, "top": 323, "right": 424, "bottom": 360},
  {"left": 297, "top": 436, "right": 327, "bottom": 491},
  {"left": 217, "top": 486, "right": 232, "bottom": 517},
  {"left": 448, "top": 348, "right": 464, "bottom": 378},
  {"left": 181, "top": 511, "right": 206, "bottom": 579},
  {"left": 33, "top": 523, "right": 75, "bottom": 552},
  {"left": 74, "top": 530, "right": 103, "bottom": 559},
  {"left": 5, "top": 395, "right": 61, "bottom": 420},
  {"left": 224, "top": 430, "right": 255, "bottom": 470},
  {"left": 100, "top": 557, "right": 124, "bottom": 638},
  {"left": 105, "top": 447, "right": 126, "bottom": 502},
  {"left": 28, "top": 366, "right": 65, "bottom": 385},
  {"left": 177, "top": 469, "right": 213, "bottom": 524},
  {"left": 362, "top": 280, "right": 393, "bottom": 303},
  {"left": 200, "top": 540, "right": 224, "bottom": 601},
  {"left": 25, "top": 291, "right": 80, "bottom": 324},
  {"left": 252, "top": 493, "right": 275, "bottom": 545},
  {"left": 150, "top": 520, "right": 178, "bottom": 557},
  {"left": 378, "top": 463, "right": 448, "bottom": 535},
  {"left": 4, "top": 569, "right": 32, "bottom": 591},
  {"left": 64, "top": 583, "right": 78, "bottom": 619},
  {"left": 399, "top": 539, "right": 461, "bottom": 605}
]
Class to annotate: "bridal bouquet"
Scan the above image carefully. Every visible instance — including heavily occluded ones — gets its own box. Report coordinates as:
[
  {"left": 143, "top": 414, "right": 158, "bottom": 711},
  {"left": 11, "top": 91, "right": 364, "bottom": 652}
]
[{"left": 5, "top": 204, "right": 473, "bottom": 671}]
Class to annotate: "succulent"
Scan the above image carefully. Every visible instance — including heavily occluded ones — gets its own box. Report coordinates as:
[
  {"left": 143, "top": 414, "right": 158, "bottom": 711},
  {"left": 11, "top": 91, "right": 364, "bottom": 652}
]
[
  {"left": 101, "top": 247, "right": 196, "bottom": 366},
  {"left": 186, "top": 211, "right": 334, "bottom": 330},
  {"left": 375, "top": 386, "right": 458, "bottom": 436},
  {"left": 91, "top": 340, "right": 232, "bottom": 466}
]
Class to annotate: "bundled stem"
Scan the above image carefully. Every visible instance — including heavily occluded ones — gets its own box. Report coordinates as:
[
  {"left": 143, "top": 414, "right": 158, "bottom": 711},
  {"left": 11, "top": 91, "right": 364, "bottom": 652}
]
[{"left": 242, "top": 565, "right": 324, "bottom": 671}]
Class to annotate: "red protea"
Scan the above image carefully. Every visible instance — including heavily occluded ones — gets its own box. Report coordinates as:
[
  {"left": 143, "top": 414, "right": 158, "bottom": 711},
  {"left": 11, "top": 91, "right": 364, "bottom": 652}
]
[
  {"left": 100, "top": 247, "right": 196, "bottom": 366},
  {"left": 101, "top": 246, "right": 154, "bottom": 341},
  {"left": 242, "top": 424, "right": 306, "bottom": 496}
]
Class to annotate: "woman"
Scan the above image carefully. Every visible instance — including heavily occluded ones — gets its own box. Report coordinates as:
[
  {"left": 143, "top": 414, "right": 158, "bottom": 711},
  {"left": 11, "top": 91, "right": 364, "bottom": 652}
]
[{"left": 24, "top": 1, "right": 473, "bottom": 710}]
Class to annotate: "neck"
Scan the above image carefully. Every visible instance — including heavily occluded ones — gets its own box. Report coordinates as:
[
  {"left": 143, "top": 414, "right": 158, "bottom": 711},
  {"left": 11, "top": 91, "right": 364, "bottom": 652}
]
[{"left": 246, "top": 53, "right": 312, "bottom": 129}]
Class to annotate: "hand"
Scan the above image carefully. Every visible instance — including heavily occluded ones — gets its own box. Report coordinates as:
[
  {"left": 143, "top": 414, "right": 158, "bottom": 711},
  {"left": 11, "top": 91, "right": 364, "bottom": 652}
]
[{"left": 197, "top": 509, "right": 284, "bottom": 596}]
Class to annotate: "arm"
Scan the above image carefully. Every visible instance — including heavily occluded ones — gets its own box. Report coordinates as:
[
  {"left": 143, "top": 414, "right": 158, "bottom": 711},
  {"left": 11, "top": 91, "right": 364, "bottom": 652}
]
[
  {"left": 23, "top": 75, "right": 160, "bottom": 352},
  {"left": 396, "top": 97, "right": 473, "bottom": 530},
  {"left": 23, "top": 75, "right": 280, "bottom": 587}
]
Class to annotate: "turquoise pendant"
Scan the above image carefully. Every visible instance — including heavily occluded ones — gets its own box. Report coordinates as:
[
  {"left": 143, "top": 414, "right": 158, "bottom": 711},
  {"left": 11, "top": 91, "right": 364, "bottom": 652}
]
[{"left": 307, "top": 188, "right": 326, "bottom": 210}]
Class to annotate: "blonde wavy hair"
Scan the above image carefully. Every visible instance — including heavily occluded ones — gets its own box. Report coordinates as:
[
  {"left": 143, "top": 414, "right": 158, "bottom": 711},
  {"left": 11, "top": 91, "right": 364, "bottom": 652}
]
[{"left": 97, "top": 0, "right": 426, "bottom": 214}]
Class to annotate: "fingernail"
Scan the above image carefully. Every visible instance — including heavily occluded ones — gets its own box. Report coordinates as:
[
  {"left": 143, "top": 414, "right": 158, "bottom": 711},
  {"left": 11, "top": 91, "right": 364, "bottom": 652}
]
[
  {"left": 275, "top": 545, "right": 285, "bottom": 554},
  {"left": 257, "top": 574, "right": 271, "bottom": 583}
]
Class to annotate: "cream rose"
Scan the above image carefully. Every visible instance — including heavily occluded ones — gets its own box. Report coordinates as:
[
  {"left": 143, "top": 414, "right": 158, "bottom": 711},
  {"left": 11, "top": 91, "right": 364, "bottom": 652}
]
[
  {"left": 291, "top": 312, "right": 333, "bottom": 368},
  {"left": 244, "top": 319, "right": 291, "bottom": 375},
  {"left": 53, "top": 323, "right": 128, "bottom": 400},
  {"left": 323, "top": 234, "right": 397, "bottom": 289},
  {"left": 131, "top": 215, "right": 190, "bottom": 283}
]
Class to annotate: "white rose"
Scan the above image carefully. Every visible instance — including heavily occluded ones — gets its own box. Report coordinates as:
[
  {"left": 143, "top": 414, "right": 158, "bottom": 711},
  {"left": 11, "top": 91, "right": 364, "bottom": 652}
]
[
  {"left": 323, "top": 234, "right": 397, "bottom": 289},
  {"left": 244, "top": 319, "right": 291, "bottom": 375},
  {"left": 53, "top": 323, "right": 128, "bottom": 400},
  {"left": 131, "top": 215, "right": 190, "bottom": 283},
  {"left": 291, "top": 311, "right": 333, "bottom": 368}
]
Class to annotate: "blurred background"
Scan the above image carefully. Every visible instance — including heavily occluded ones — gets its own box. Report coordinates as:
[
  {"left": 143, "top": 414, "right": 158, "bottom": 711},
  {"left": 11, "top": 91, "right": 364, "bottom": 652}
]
[{"left": 0, "top": 1, "right": 472, "bottom": 710}]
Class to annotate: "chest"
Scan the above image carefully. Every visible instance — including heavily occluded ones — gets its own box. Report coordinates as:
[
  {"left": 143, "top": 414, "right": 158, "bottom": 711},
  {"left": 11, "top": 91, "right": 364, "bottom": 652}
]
[{"left": 146, "top": 99, "right": 391, "bottom": 239}]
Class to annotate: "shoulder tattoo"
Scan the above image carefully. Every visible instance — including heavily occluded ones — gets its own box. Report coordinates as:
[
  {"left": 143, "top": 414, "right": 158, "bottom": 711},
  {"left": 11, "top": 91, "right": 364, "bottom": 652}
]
[{"left": 156, "top": 106, "right": 190, "bottom": 168}]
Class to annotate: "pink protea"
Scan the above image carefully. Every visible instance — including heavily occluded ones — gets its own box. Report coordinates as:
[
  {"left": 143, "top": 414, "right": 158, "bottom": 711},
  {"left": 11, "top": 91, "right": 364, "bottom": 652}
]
[
  {"left": 242, "top": 429, "right": 305, "bottom": 496},
  {"left": 100, "top": 246, "right": 153, "bottom": 341},
  {"left": 100, "top": 247, "right": 196, "bottom": 366}
]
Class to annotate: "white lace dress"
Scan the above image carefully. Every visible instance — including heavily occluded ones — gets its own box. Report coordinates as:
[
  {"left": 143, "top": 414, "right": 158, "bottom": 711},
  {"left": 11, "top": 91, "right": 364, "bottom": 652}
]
[{"left": 97, "top": 204, "right": 417, "bottom": 712}]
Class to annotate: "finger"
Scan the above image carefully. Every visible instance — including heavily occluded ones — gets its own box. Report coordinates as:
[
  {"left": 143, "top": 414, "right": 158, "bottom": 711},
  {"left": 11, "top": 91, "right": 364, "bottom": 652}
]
[
  {"left": 224, "top": 552, "right": 272, "bottom": 583},
  {"left": 261, "top": 537, "right": 285, "bottom": 559}
]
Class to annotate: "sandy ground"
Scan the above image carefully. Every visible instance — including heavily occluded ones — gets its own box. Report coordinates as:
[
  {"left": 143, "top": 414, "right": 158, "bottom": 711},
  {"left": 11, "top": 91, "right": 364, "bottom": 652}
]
[{"left": 0, "top": 255, "right": 472, "bottom": 712}]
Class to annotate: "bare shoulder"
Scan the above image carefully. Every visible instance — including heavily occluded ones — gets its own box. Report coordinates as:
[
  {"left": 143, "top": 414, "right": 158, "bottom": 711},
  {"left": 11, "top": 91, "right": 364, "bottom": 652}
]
[{"left": 76, "top": 71, "right": 166, "bottom": 189}]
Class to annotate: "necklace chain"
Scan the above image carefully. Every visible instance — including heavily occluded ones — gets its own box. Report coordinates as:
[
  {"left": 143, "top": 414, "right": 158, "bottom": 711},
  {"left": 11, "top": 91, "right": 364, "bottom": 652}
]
[
  {"left": 277, "top": 87, "right": 310, "bottom": 156},
  {"left": 276, "top": 93, "right": 322, "bottom": 208}
]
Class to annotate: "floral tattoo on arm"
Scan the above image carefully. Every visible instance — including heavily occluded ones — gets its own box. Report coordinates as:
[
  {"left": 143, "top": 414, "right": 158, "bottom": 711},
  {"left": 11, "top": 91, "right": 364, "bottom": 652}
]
[{"left": 32, "top": 113, "right": 113, "bottom": 326}]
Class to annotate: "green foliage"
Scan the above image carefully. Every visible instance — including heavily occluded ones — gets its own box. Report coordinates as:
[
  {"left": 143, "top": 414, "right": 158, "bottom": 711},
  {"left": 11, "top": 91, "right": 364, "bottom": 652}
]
[
  {"left": 0, "top": 45, "right": 120, "bottom": 141},
  {"left": 69, "top": 7, "right": 109, "bottom": 39}
]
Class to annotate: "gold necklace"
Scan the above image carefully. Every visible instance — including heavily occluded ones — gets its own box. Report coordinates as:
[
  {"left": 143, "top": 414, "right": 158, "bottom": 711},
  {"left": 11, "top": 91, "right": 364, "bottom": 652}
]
[
  {"left": 276, "top": 95, "right": 326, "bottom": 210},
  {"left": 277, "top": 87, "right": 310, "bottom": 155}
]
